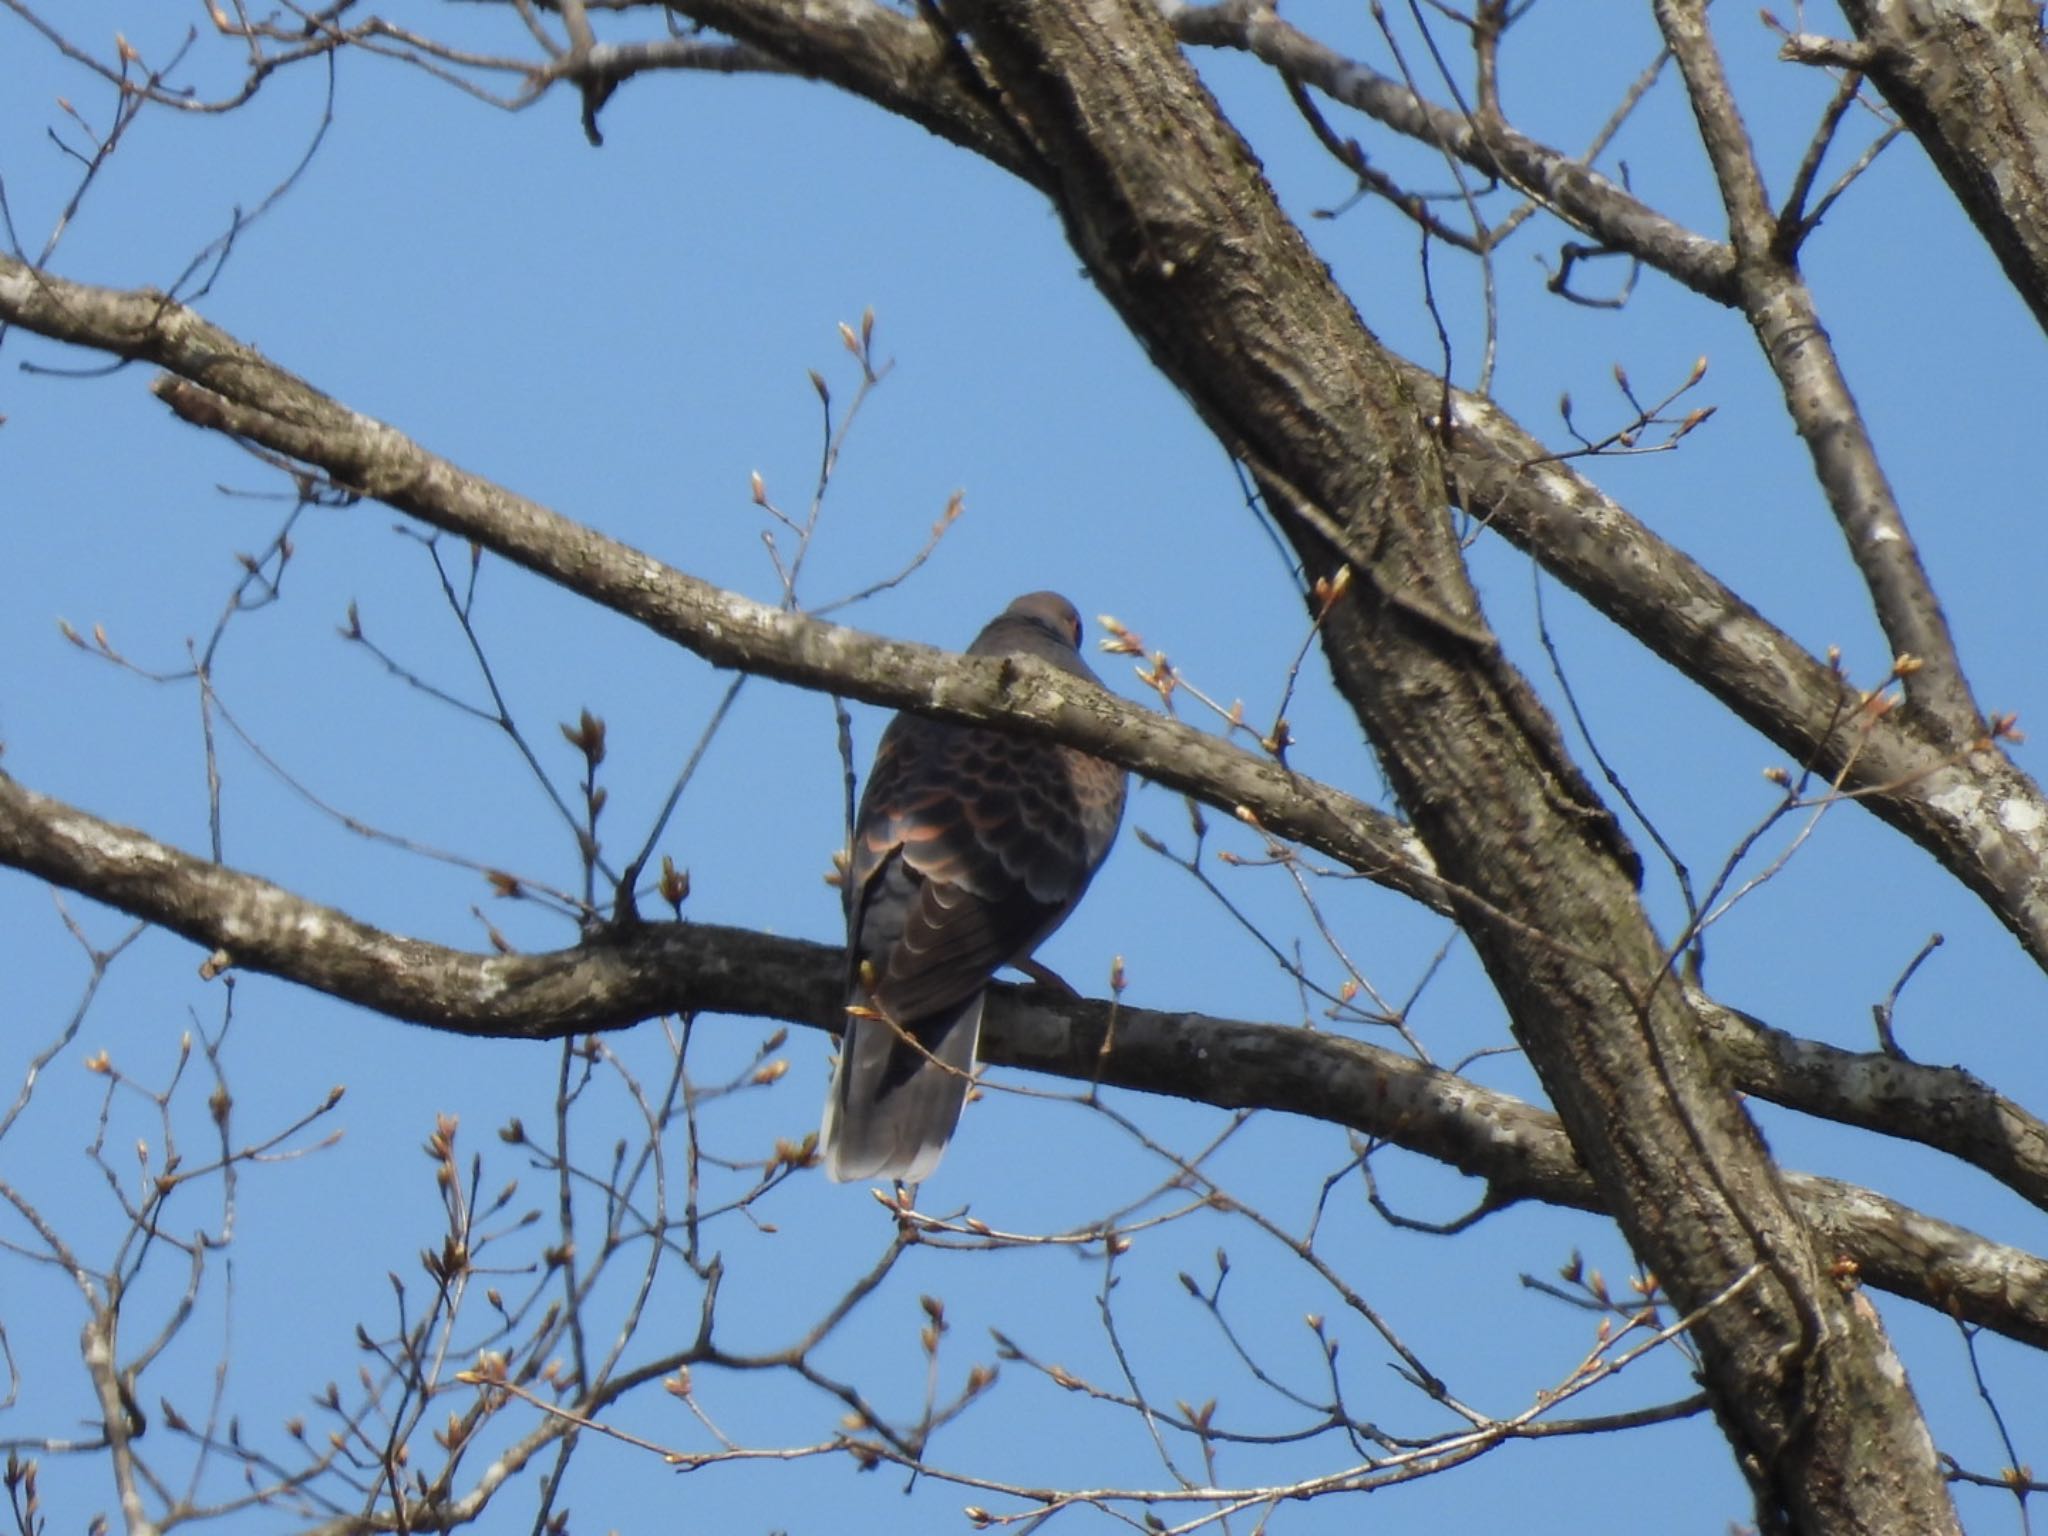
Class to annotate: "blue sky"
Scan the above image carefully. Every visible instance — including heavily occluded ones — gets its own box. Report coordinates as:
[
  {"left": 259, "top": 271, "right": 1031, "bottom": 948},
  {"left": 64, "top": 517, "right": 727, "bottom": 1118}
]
[{"left": 3, "top": 4, "right": 2044, "bottom": 1532}]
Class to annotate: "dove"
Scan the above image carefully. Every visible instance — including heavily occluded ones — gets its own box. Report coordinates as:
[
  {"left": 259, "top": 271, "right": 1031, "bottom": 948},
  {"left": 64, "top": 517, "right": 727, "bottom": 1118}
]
[{"left": 820, "top": 592, "right": 1127, "bottom": 1183}]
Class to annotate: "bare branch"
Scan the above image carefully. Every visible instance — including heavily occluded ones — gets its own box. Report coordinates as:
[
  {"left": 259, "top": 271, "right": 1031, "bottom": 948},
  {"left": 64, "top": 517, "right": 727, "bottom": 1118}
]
[
  {"left": 0, "top": 255, "right": 1452, "bottom": 913},
  {"left": 1655, "top": 0, "right": 1983, "bottom": 744},
  {"left": 1438, "top": 382, "right": 2048, "bottom": 970},
  {"left": 3, "top": 658, "right": 2043, "bottom": 1357},
  {"left": 1173, "top": 1, "right": 1739, "bottom": 302}
]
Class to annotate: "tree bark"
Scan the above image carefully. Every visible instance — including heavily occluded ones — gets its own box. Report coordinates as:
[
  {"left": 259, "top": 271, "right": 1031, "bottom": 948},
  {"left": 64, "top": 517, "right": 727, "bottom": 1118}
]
[
  {"left": 950, "top": 0, "right": 1958, "bottom": 1527},
  {"left": 1836, "top": 0, "right": 2048, "bottom": 336}
]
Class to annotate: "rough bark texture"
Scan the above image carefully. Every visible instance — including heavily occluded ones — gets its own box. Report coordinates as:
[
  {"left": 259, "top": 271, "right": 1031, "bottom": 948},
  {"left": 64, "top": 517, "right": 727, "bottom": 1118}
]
[
  {"left": 945, "top": 1, "right": 1957, "bottom": 1528},
  {"left": 1837, "top": 0, "right": 2048, "bottom": 334},
  {"left": 1440, "top": 380, "right": 2048, "bottom": 970}
]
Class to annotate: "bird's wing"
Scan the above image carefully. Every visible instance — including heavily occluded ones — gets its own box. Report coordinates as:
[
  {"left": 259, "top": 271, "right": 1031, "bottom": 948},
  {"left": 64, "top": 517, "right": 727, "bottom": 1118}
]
[{"left": 849, "top": 714, "right": 1113, "bottom": 1022}]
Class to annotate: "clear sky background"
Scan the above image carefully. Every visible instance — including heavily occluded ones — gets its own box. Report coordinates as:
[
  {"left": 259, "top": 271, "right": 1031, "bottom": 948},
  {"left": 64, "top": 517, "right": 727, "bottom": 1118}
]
[{"left": 3, "top": 3, "right": 2045, "bottom": 1533}]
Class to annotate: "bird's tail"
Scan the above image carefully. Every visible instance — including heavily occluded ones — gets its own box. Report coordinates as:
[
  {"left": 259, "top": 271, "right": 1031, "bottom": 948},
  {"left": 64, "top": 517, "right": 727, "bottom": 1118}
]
[{"left": 819, "top": 993, "right": 984, "bottom": 1183}]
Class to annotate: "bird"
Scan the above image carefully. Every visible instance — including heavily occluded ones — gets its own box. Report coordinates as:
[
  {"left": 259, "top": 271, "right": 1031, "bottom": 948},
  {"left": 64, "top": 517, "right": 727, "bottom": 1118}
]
[{"left": 819, "top": 591, "right": 1127, "bottom": 1184}]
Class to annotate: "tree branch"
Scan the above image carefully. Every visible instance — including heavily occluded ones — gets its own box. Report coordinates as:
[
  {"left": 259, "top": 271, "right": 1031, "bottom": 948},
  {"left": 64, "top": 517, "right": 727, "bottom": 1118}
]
[
  {"left": 1831, "top": 0, "right": 2048, "bottom": 336},
  {"left": 1172, "top": 1, "right": 1740, "bottom": 303},
  {"left": 1437, "top": 381, "right": 2048, "bottom": 972},
  {"left": 1656, "top": 0, "right": 1983, "bottom": 746},
  {"left": 1165, "top": 5, "right": 2048, "bottom": 957},
  {"left": 668, "top": 0, "right": 1043, "bottom": 183},
  {"left": 1, "top": 764, "right": 2042, "bottom": 1353},
  {"left": 6, "top": 158, "right": 2043, "bottom": 1249},
  {"left": 950, "top": 1, "right": 1956, "bottom": 1523},
  {"left": 1698, "top": 997, "right": 2048, "bottom": 1213},
  {"left": 0, "top": 257, "right": 1453, "bottom": 916},
  {"left": 41, "top": 194, "right": 2020, "bottom": 971}
]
